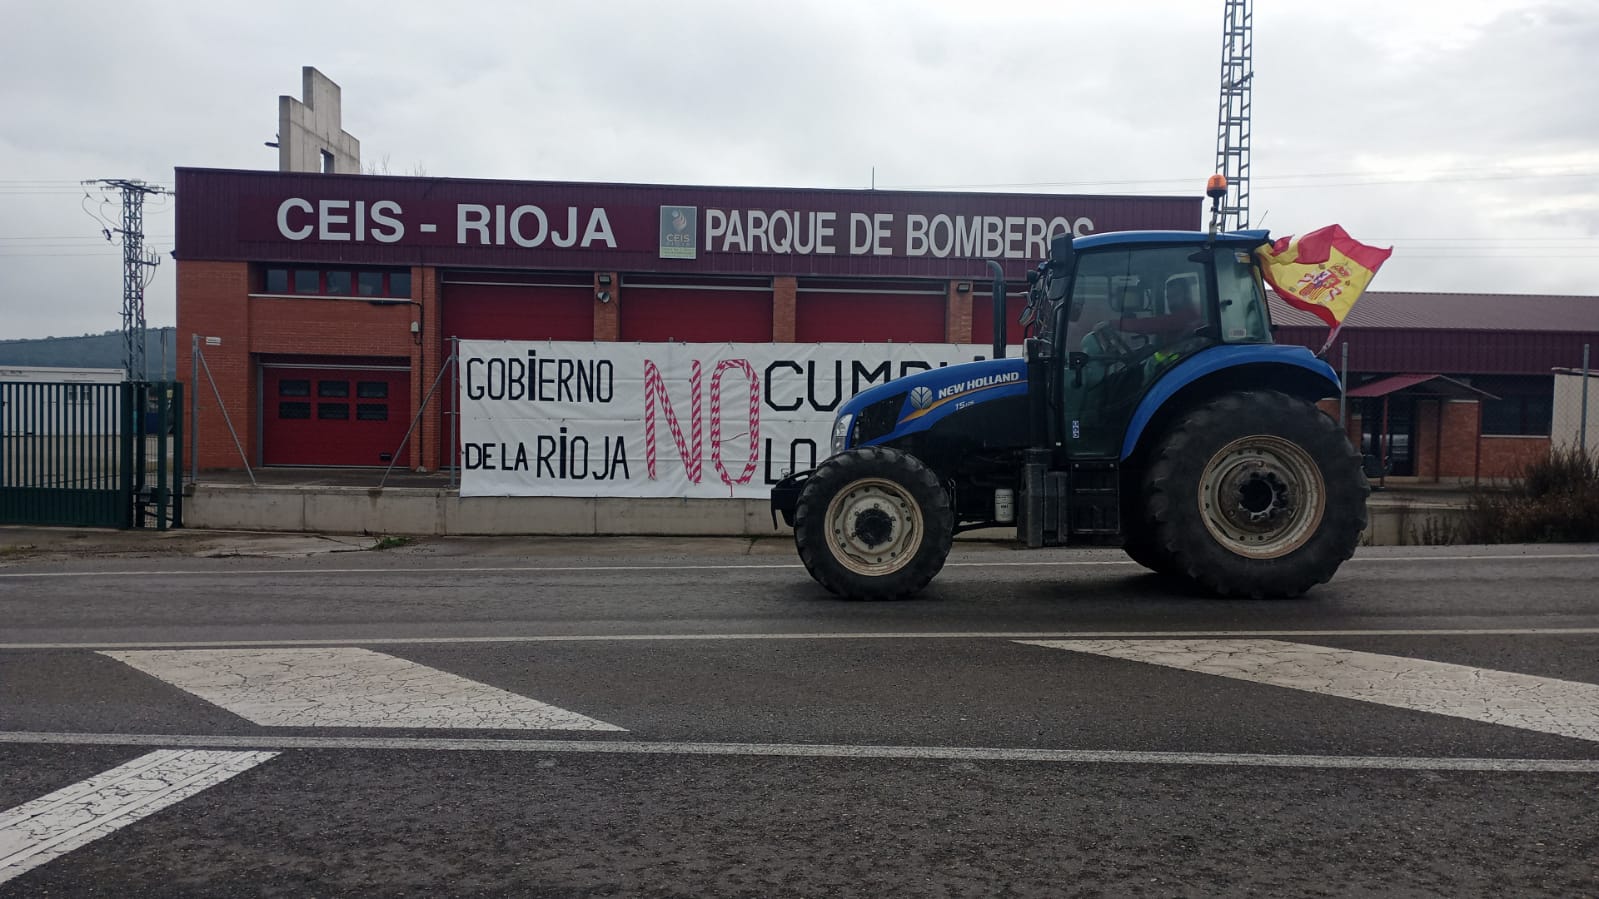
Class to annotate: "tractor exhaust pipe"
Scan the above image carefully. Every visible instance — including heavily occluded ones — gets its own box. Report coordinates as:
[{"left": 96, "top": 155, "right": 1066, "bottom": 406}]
[{"left": 987, "top": 260, "right": 1006, "bottom": 360}]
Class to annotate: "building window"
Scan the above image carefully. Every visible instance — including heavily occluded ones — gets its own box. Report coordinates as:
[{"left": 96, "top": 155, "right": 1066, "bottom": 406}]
[
  {"left": 279, "top": 379, "right": 311, "bottom": 397},
  {"left": 318, "top": 380, "right": 350, "bottom": 398},
  {"left": 257, "top": 265, "right": 412, "bottom": 299},
  {"left": 356, "top": 381, "right": 388, "bottom": 399},
  {"left": 1482, "top": 396, "right": 1553, "bottom": 436},
  {"left": 321, "top": 150, "right": 335, "bottom": 174},
  {"left": 318, "top": 403, "right": 349, "bottom": 420},
  {"left": 1472, "top": 375, "right": 1554, "bottom": 436},
  {"left": 356, "top": 403, "right": 388, "bottom": 421},
  {"left": 279, "top": 402, "right": 311, "bottom": 420},
  {"left": 326, "top": 271, "right": 352, "bottom": 295}
]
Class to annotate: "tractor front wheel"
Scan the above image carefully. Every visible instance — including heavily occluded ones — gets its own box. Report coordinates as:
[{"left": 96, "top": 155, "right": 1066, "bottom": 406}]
[{"left": 792, "top": 446, "right": 954, "bottom": 599}]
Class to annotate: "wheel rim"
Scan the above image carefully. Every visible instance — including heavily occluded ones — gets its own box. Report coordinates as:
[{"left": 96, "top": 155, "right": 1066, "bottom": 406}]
[
  {"left": 824, "top": 477, "right": 924, "bottom": 576},
  {"left": 1198, "top": 435, "right": 1325, "bottom": 559}
]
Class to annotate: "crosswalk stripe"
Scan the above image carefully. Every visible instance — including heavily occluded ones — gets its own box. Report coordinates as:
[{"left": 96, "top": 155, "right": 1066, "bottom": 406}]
[
  {"left": 1020, "top": 639, "right": 1599, "bottom": 743},
  {"left": 0, "top": 749, "right": 275, "bottom": 884},
  {"left": 100, "top": 648, "right": 625, "bottom": 731}
]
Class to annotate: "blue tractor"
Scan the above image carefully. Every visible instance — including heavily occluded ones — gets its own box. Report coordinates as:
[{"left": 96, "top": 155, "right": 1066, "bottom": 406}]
[{"left": 770, "top": 215, "right": 1369, "bottom": 600}]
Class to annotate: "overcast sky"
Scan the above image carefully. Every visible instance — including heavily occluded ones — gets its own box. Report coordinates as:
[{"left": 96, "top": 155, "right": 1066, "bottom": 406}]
[{"left": 2, "top": 0, "right": 1596, "bottom": 341}]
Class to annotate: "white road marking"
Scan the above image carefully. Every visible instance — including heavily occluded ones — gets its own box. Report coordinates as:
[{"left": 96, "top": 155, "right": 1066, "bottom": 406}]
[
  {"left": 0, "top": 731, "right": 1594, "bottom": 773},
  {"left": 0, "top": 749, "right": 274, "bottom": 885},
  {"left": 1022, "top": 639, "right": 1599, "bottom": 743},
  {"left": 3, "top": 551, "right": 1596, "bottom": 579},
  {"left": 100, "top": 648, "right": 624, "bottom": 731},
  {"left": 3, "top": 627, "right": 1598, "bottom": 651}
]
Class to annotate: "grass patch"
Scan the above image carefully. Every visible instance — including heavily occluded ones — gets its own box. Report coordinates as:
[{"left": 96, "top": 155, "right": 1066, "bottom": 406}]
[
  {"left": 369, "top": 535, "right": 413, "bottom": 551},
  {"left": 1461, "top": 448, "right": 1599, "bottom": 543}
]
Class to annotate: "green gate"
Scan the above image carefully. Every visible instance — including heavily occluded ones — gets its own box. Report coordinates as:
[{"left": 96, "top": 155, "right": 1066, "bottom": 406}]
[{"left": 0, "top": 380, "right": 184, "bottom": 529}]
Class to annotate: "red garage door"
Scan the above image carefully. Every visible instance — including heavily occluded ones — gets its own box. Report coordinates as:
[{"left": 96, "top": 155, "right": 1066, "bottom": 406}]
[
  {"left": 262, "top": 366, "right": 411, "bottom": 467},
  {"left": 795, "top": 279, "right": 947, "bottom": 343},
  {"left": 620, "top": 276, "right": 773, "bottom": 342},
  {"left": 441, "top": 274, "right": 594, "bottom": 341}
]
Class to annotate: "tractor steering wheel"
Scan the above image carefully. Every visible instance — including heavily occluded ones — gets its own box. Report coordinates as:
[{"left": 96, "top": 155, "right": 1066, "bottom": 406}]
[{"left": 1090, "top": 321, "right": 1136, "bottom": 360}]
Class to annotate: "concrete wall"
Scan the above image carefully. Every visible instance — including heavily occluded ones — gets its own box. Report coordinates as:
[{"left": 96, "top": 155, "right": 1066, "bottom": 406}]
[
  {"left": 186, "top": 485, "right": 1435, "bottom": 547},
  {"left": 278, "top": 67, "right": 360, "bottom": 174},
  {"left": 1552, "top": 370, "right": 1599, "bottom": 455}
]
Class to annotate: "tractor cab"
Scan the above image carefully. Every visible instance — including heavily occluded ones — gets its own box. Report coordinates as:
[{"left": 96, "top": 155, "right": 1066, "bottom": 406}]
[{"left": 1039, "top": 230, "right": 1276, "bottom": 459}]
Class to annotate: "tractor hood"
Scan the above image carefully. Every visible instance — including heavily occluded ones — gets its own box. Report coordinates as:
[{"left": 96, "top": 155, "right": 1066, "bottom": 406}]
[{"left": 837, "top": 356, "right": 1029, "bottom": 449}]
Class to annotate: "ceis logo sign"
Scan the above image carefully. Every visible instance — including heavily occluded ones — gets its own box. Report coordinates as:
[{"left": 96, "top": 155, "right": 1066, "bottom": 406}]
[{"left": 659, "top": 206, "right": 697, "bottom": 260}]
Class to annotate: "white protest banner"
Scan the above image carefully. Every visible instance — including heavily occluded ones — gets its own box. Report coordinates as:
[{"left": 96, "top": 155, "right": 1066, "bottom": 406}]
[{"left": 457, "top": 340, "right": 993, "bottom": 498}]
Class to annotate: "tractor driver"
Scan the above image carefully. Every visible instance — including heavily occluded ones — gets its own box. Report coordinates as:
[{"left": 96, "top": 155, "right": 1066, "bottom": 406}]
[
  {"left": 1164, "top": 278, "right": 1201, "bottom": 329},
  {"left": 1148, "top": 277, "right": 1206, "bottom": 367}
]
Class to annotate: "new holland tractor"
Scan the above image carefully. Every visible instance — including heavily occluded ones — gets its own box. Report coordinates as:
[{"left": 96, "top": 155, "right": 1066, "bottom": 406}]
[{"left": 770, "top": 198, "right": 1369, "bottom": 600}]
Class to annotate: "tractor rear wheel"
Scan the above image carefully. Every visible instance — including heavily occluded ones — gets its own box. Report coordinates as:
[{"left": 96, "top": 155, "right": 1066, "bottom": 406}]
[
  {"left": 792, "top": 446, "right": 954, "bottom": 599},
  {"left": 1142, "top": 390, "right": 1368, "bottom": 597}
]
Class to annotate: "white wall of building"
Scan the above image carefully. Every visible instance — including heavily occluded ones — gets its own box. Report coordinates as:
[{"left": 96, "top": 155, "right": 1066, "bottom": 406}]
[{"left": 1551, "top": 368, "right": 1599, "bottom": 456}]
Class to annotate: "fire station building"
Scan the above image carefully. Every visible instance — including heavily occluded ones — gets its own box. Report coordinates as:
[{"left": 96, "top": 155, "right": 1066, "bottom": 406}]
[
  {"left": 174, "top": 167, "right": 1599, "bottom": 484},
  {"left": 173, "top": 168, "right": 1198, "bottom": 474}
]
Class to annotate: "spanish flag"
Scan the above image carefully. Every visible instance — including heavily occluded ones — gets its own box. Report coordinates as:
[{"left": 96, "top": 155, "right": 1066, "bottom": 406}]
[{"left": 1256, "top": 225, "right": 1392, "bottom": 352}]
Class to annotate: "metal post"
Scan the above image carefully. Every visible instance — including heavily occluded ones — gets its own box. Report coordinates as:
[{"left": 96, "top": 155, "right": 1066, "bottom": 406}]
[
  {"left": 171, "top": 381, "right": 184, "bottom": 528},
  {"left": 190, "top": 334, "right": 200, "bottom": 485},
  {"left": 1581, "top": 343, "right": 1591, "bottom": 457},
  {"left": 449, "top": 337, "right": 459, "bottom": 491},
  {"left": 1339, "top": 341, "right": 1348, "bottom": 429}
]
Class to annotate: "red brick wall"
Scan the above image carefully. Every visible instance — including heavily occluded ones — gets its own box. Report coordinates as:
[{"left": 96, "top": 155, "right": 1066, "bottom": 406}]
[
  {"left": 177, "top": 261, "right": 252, "bottom": 471},
  {"left": 1437, "top": 400, "right": 1481, "bottom": 480},
  {"left": 1413, "top": 399, "right": 1440, "bottom": 480},
  {"left": 946, "top": 280, "right": 972, "bottom": 345},
  {"left": 1478, "top": 435, "right": 1550, "bottom": 480},
  {"left": 594, "top": 272, "right": 619, "bottom": 341},
  {"left": 772, "top": 277, "right": 796, "bottom": 342}
]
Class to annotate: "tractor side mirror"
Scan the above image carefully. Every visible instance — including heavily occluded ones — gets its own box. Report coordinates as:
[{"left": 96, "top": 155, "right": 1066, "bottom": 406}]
[{"left": 1048, "top": 234, "right": 1074, "bottom": 273}]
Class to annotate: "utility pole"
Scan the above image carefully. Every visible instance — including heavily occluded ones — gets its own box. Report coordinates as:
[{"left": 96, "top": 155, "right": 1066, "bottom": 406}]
[
  {"left": 86, "top": 179, "right": 168, "bottom": 381},
  {"left": 1215, "top": 0, "right": 1254, "bottom": 232}
]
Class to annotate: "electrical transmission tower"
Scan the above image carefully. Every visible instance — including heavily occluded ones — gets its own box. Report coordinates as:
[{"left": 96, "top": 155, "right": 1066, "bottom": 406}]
[
  {"left": 86, "top": 179, "right": 168, "bottom": 380},
  {"left": 1214, "top": 0, "right": 1253, "bottom": 231}
]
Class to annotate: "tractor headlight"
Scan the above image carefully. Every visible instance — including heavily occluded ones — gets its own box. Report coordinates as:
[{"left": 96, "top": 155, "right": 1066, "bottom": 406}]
[{"left": 830, "top": 413, "right": 854, "bottom": 455}]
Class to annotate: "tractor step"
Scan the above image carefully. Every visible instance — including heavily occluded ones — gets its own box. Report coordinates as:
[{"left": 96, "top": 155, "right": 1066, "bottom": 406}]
[{"left": 1067, "top": 461, "right": 1121, "bottom": 536}]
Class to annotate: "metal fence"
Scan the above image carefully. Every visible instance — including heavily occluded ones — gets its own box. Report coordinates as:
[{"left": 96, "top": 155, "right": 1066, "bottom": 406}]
[{"left": 0, "top": 380, "right": 183, "bottom": 528}]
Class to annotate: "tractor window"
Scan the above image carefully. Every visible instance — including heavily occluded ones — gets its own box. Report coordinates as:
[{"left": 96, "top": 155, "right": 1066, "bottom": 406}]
[
  {"left": 1217, "top": 250, "right": 1272, "bottom": 343},
  {"left": 1060, "top": 246, "right": 1212, "bottom": 457}
]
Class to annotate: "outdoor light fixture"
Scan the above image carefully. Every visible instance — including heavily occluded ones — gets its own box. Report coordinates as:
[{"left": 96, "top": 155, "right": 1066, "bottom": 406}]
[
  {"left": 597, "top": 290, "right": 612, "bottom": 303},
  {"left": 597, "top": 274, "right": 613, "bottom": 286},
  {"left": 956, "top": 281, "right": 972, "bottom": 293}
]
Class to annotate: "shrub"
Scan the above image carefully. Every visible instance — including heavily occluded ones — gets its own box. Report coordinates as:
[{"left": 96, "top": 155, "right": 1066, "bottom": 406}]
[{"left": 1461, "top": 448, "right": 1599, "bottom": 543}]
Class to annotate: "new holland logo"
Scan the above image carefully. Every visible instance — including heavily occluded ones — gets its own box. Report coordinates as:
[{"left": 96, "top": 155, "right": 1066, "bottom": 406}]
[{"left": 909, "top": 386, "right": 934, "bottom": 410}]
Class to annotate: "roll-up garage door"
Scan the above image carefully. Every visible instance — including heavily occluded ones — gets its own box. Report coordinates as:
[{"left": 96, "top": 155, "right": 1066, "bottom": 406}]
[
  {"left": 441, "top": 273, "right": 594, "bottom": 341},
  {"left": 795, "top": 279, "right": 946, "bottom": 343},
  {"left": 619, "top": 276, "right": 773, "bottom": 342},
  {"left": 262, "top": 365, "right": 412, "bottom": 467}
]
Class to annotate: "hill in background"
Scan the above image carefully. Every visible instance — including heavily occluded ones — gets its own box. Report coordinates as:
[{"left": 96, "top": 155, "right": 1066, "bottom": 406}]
[{"left": 0, "top": 327, "right": 179, "bottom": 379}]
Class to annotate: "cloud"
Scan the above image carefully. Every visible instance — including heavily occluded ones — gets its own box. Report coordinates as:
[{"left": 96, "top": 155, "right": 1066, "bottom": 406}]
[{"left": 2, "top": 0, "right": 1596, "bottom": 341}]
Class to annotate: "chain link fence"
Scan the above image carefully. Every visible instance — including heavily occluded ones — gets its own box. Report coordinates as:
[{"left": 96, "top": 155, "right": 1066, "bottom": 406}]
[{"left": 1551, "top": 344, "right": 1596, "bottom": 458}]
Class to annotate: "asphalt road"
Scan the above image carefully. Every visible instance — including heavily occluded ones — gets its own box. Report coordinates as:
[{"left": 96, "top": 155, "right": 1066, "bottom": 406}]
[{"left": 2, "top": 537, "right": 1597, "bottom": 897}]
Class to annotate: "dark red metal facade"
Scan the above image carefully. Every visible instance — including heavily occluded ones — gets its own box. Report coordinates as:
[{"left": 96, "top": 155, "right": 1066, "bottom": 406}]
[
  {"left": 1275, "top": 326, "right": 1599, "bottom": 375},
  {"left": 175, "top": 168, "right": 1201, "bottom": 280}
]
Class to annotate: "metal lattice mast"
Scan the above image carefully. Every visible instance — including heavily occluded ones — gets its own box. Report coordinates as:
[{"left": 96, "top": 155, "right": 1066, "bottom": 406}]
[
  {"left": 1214, "top": 0, "right": 1253, "bottom": 231},
  {"left": 89, "top": 179, "right": 167, "bottom": 380}
]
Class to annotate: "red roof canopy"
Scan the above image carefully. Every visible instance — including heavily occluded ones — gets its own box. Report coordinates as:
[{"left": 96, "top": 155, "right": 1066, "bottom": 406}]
[{"left": 1345, "top": 373, "right": 1498, "bottom": 400}]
